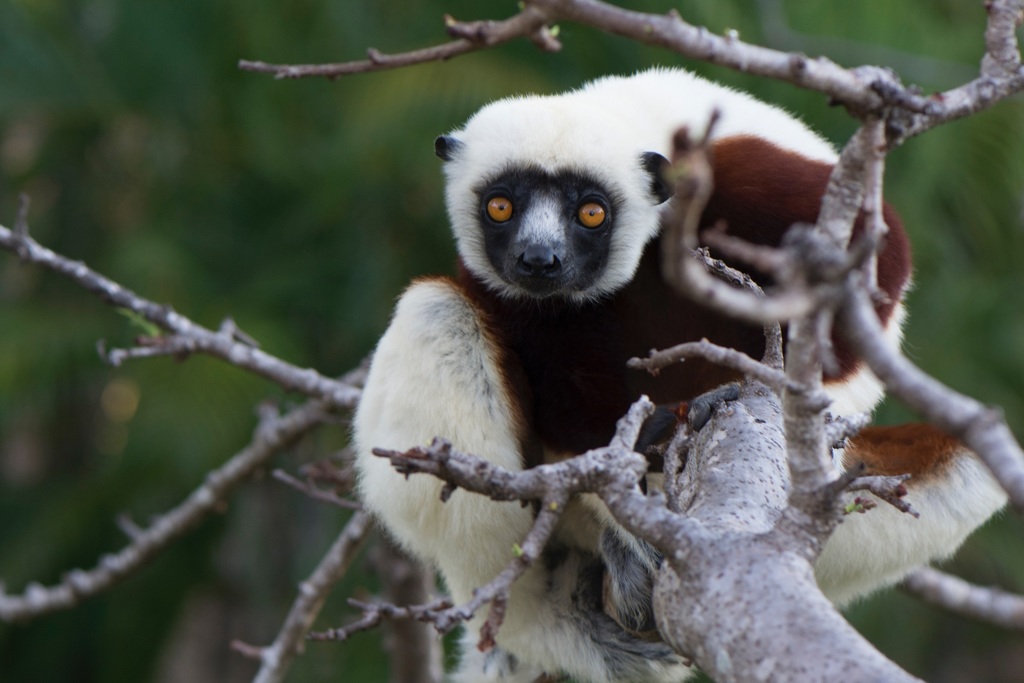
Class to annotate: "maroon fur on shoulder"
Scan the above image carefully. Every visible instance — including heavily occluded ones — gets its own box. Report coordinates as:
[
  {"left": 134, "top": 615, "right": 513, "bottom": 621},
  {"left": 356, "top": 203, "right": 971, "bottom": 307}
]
[{"left": 704, "top": 136, "right": 911, "bottom": 377}]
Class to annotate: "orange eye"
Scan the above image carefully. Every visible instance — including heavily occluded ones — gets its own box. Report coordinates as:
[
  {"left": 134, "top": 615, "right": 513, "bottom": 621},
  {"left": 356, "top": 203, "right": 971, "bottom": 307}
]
[
  {"left": 578, "top": 202, "right": 606, "bottom": 228},
  {"left": 487, "top": 197, "right": 513, "bottom": 223}
]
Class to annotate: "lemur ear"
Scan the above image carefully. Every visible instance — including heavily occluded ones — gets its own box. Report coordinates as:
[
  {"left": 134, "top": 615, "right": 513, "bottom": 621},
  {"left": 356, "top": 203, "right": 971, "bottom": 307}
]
[
  {"left": 640, "top": 151, "right": 673, "bottom": 204},
  {"left": 435, "top": 135, "right": 464, "bottom": 161}
]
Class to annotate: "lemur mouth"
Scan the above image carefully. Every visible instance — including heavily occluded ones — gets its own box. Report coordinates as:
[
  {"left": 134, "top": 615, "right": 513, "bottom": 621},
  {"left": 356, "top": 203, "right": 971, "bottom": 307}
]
[{"left": 507, "top": 267, "right": 582, "bottom": 299}]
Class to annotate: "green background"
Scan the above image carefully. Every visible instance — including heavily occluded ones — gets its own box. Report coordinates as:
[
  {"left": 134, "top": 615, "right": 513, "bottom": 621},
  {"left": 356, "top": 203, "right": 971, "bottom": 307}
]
[{"left": 1, "top": 1, "right": 1023, "bottom": 681}]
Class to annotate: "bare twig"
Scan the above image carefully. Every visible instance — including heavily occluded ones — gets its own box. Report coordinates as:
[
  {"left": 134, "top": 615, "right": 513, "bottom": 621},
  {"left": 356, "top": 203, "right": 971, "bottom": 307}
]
[
  {"left": 0, "top": 400, "right": 329, "bottom": 623},
  {"left": 699, "top": 226, "right": 794, "bottom": 279},
  {"left": 774, "top": 120, "right": 896, "bottom": 548},
  {"left": 684, "top": 244, "right": 786, "bottom": 371},
  {"left": 902, "top": 566, "right": 1024, "bottom": 630},
  {"left": 371, "top": 400, "right": 651, "bottom": 504},
  {"left": 858, "top": 117, "right": 888, "bottom": 293},
  {"left": 309, "top": 597, "right": 453, "bottom": 643},
  {"left": 240, "top": 0, "right": 918, "bottom": 114},
  {"left": 983, "top": 0, "right": 1024, "bottom": 77},
  {"left": 815, "top": 120, "right": 880, "bottom": 248},
  {"left": 234, "top": 511, "right": 373, "bottom": 683},
  {"left": 532, "top": 0, "right": 927, "bottom": 114},
  {"left": 301, "top": 454, "right": 357, "bottom": 489},
  {"left": 368, "top": 440, "right": 588, "bottom": 641},
  {"left": 0, "top": 220, "right": 361, "bottom": 408},
  {"left": 115, "top": 514, "right": 144, "bottom": 542},
  {"left": 371, "top": 539, "right": 444, "bottom": 683},
  {"left": 238, "top": 8, "right": 556, "bottom": 79},
  {"left": 272, "top": 469, "right": 361, "bottom": 510},
  {"left": 894, "top": 0, "right": 1024, "bottom": 142},
  {"left": 845, "top": 474, "right": 917, "bottom": 517},
  {"left": 627, "top": 338, "right": 828, "bottom": 407}
]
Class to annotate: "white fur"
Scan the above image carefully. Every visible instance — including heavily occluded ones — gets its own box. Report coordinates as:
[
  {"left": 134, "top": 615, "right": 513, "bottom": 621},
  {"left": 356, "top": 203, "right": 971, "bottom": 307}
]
[
  {"left": 817, "top": 451, "right": 1007, "bottom": 605},
  {"left": 441, "top": 67, "right": 836, "bottom": 302},
  {"left": 354, "top": 280, "right": 533, "bottom": 599}
]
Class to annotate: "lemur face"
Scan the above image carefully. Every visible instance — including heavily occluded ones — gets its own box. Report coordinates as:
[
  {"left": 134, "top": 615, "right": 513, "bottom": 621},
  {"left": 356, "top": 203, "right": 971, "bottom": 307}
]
[
  {"left": 436, "top": 129, "right": 670, "bottom": 303},
  {"left": 474, "top": 166, "right": 618, "bottom": 298}
]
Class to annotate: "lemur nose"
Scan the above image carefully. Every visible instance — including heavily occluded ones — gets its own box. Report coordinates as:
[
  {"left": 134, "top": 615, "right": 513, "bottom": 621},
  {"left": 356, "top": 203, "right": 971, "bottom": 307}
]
[{"left": 517, "top": 244, "right": 562, "bottom": 278}]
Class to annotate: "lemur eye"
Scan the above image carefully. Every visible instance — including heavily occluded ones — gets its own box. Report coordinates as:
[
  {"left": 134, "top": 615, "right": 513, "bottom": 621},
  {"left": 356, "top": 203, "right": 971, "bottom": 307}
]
[
  {"left": 486, "top": 197, "right": 513, "bottom": 223},
  {"left": 577, "top": 202, "right": 606, "bottom": 229}
]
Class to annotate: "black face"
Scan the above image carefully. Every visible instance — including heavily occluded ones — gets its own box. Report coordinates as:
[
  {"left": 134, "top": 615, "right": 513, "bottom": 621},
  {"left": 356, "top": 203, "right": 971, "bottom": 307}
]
[{"left": 475, "top": 166, "right": 621, "bottom": 298}]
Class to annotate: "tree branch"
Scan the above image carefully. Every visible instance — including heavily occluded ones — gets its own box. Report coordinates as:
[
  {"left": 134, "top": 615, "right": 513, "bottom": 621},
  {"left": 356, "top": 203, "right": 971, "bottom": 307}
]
[
  {"left": 628, "top": 338, "right": 825, "bottom": 403},
  {"left": 0, "top": 400, "right": 330, "bottom": 623},
  {"left": 902, "top": 566, "right": 1024, "bottom": 630},
  {"left": 0, "top": 218, "right": 361, "bottom": 409},
  {"left": 239, "top": 0, "right": 1024, "bottom": 146},
  {"left": 371, "top": 398, "right": 700, "bottom": 639}
]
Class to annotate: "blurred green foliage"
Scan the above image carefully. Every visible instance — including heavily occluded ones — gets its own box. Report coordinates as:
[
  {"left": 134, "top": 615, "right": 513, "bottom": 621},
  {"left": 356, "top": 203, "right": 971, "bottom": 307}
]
[{"left": 1, "top": 1, "right": 1022, "bottom": 681}]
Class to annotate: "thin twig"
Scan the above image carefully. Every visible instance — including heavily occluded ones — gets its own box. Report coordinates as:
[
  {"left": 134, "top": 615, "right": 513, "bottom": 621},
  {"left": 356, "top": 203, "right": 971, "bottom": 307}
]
[
  {"left": 845, "top": 474, "right": 917, "bottom": 517},
  {"left": 272, "top": 469, "right": 361, "bottom": 510},
  {"left": 238, "top": 7, "right": 556, "bottom": 79},
  {"left": 438, "top": 491, "right": 568, "bottom": 644},
  {"left": 660, "top": 124, "right": 842, "bottom": 326},
  {"left": 374, "top": 398, "right": 696, "bottom": 591},
  {"left": 236, "top": 511, "right": 373, "bottom": 683},
  {"left": 239, "top": 0, "right": 1024, "bottom": 147},
  {"left": 309, "top": 597, "right": 453, "bottom": 643},
  {"left": 858, "top": 117, "right": 888, "bottom": 294}
]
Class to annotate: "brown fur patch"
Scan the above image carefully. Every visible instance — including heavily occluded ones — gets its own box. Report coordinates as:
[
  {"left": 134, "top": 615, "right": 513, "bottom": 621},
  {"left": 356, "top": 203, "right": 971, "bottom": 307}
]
[
  {"left": 844, "top": 424, "right": 962, "bottom": 481},
  {"left": 704, "top": 135, "right": 912, "bottom": 381},
  {"left": 415, "top": 275, "right": 541, "bottom": 469}
]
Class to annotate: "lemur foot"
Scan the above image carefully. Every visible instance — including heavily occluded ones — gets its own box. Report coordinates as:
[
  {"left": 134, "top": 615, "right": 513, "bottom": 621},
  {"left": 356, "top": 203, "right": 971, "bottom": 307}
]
[
  {"left": 635, "top": 383, "right": 741, "bottom": 456},
  {"left": 600, "top": 529, "right": 663, "bottom": 636},
  {"left": 685, "top": 382, "right": 740, "bottom": 431}
]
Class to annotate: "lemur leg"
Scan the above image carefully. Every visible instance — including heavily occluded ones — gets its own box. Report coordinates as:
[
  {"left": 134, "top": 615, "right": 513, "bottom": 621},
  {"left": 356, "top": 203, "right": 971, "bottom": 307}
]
[
  {"left": 816, "top": 424, "right": 1007, "bottom": 605},
  {"left": 599, "top": 384, "right": 741, "bottom": 636},
  {"left": 355, "top": 280, "right": 690, "bottom": 683}
]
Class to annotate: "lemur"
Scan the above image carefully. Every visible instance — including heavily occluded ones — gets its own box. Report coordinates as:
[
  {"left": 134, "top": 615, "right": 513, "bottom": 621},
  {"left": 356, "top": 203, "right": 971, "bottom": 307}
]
[{"left": 353, "top": 68, "right": 1006, "bottom": 683}]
